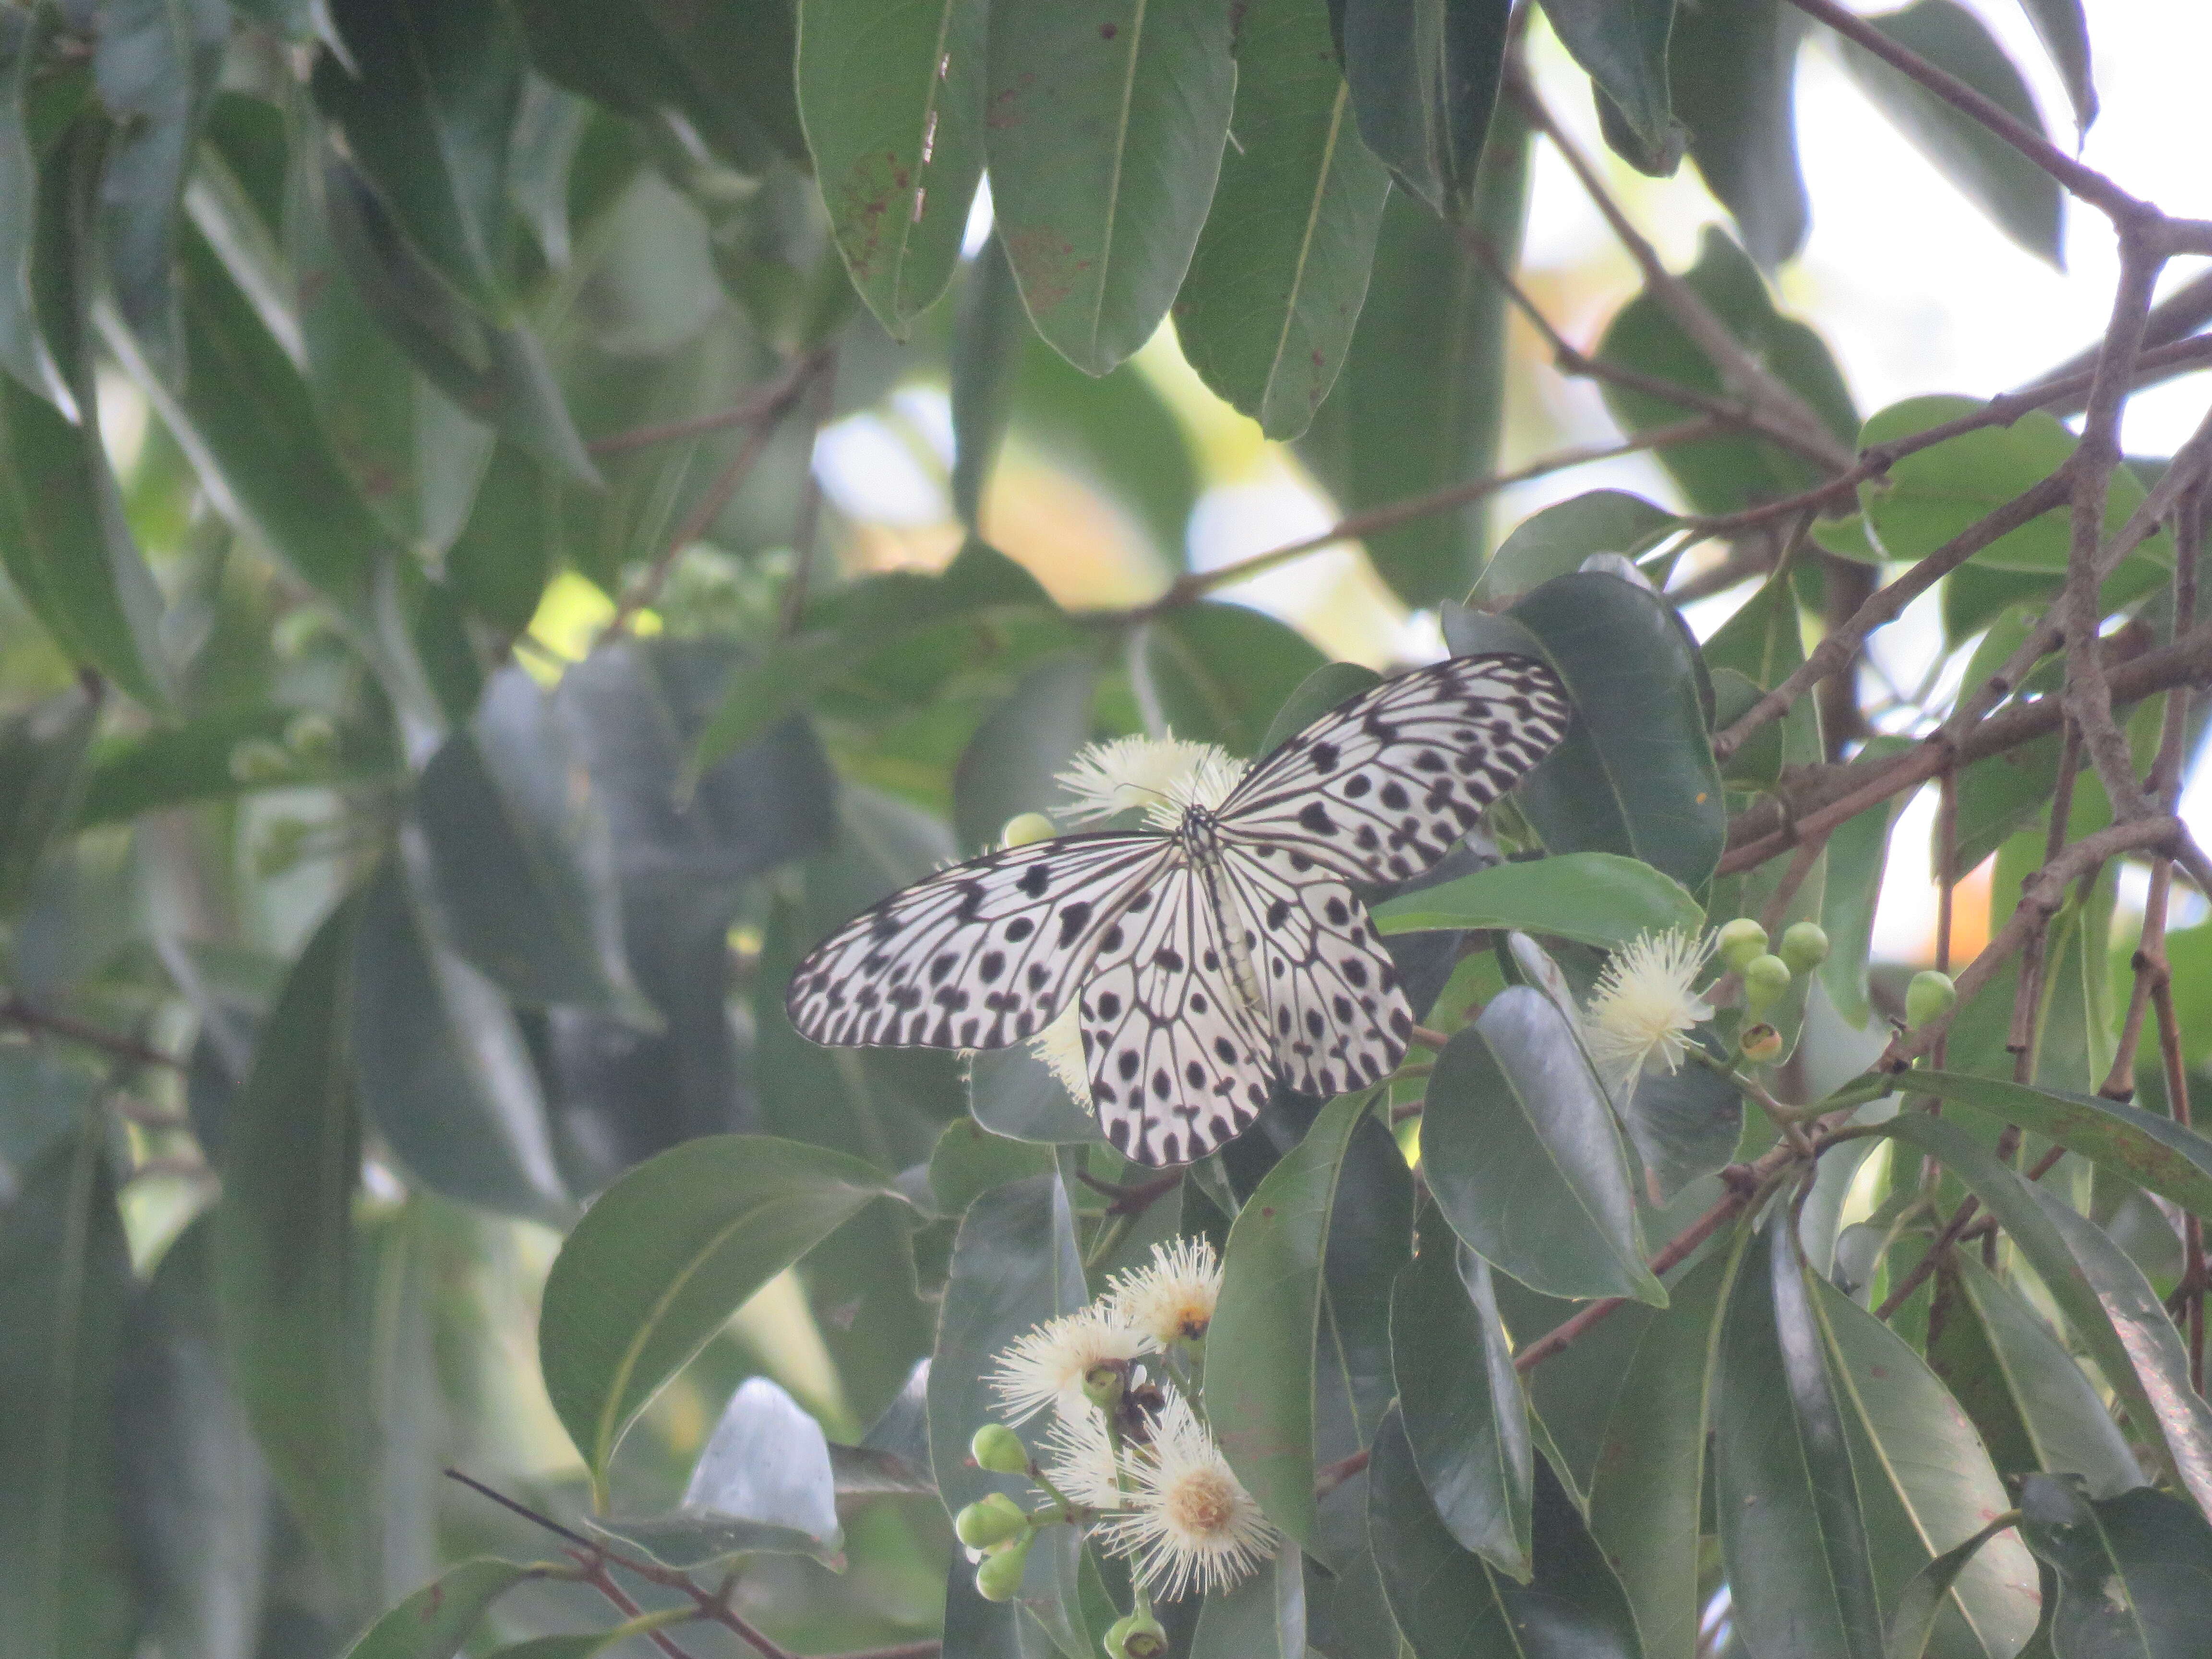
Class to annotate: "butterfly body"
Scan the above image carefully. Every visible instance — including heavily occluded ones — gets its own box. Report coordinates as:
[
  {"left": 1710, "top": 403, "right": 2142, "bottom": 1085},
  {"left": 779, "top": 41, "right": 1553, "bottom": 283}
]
[{"left": 786, "top": 653, "right": 1574, "bottom": 1165}]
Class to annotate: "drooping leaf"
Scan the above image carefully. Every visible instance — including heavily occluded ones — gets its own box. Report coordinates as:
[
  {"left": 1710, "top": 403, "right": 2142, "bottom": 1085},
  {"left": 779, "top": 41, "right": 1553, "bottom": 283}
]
[
  {"left": 1373, "top": 850, "right": 1704, "bottom": 948},
  {"left": 1189, "top": 1551, "right": 1307, "bottom": 1659},
  {"left": 0, "top": 682, "right": 96, "bottom": 914},
  {"left": 1468, "top": 488, "right": 1678, "bottom": 609},
  {"left": 1540, "top": 0, "right": 1677, "bottom": 166},
  {"left": 2012, "top": 0, "right": 2094, "bottom": 131},
  {"left": 1821, "top": 736, "right": 1911, "bottom": 1027},
  {"left": 952, "top": 652, "right": 1097, "bottom": 853},
  {"left": 1882, "top": 1509, "right": 2032, "bottom": 1659},
  {"left": 983, "top": 0, "right": 1235, "bottom": 375},
  {"left": 1334, "top": 0, "right": 1513, "bottom": 219},
  {"left": 338, "top": 1560, "right": 534, "bottom": 1659},
  {"left": 967, "top": 1046, "right": 1105, "bottom": 1146},
  {"left": 1138, "top": 601, "right": 1326, "bottom": 756},
  {"left": 1259, "top": 661, "right": 1383, "bottom": 758},
  {"left": 536, "top": 1134, "right": 901, "bottom": 1499},
  {"left": 1669, "top": 0, "right": 1810, "bottom": 266},
  {"left": 2018, "top": 1477, "right": 2212, "bottom": 1659}
]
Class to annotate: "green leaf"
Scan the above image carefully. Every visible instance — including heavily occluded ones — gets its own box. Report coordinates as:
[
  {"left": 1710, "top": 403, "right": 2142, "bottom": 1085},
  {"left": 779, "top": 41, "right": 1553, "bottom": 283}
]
[
  {"left": 212, "top": 896, "right": 372, "bottom": 1586},
  {"left": 1138, "top": 601, "right": 1326, "bottom": 756},
  {"left": 339, "top": 1559, "right": 534, "bottom": 1659},
  {"left": 797, "top": 0, "right": 985, "bottom": 335},
  {"left": 1820, "top": 736, "right": 1911, "bottom": 1027},
  {"left": 0, "top": 682, "right": 95, "bottom": 914},
  {"left": 1298, "top": 126, "right": 1526, "bottom": 609},
  {"left": 0, "top": 14, "right": 61, "bottom": 405},
  {"left": 1480, "top": 572, "right": 1726, "bottom": 890},
  {"left": 1596, "top": 226, "right": 1856, "bottom": 512},
  {"left": 2013, "top": 0, "right": 2093, "bottom": 131},
  {"left": 93, "top": 0, "right": 228, "bottom": 381},
  {"left": 2019, "top": 1477, "right": 2212, "bottom": 1659},
  {"left": 967, "top": 1046, "right": 1105, "bottom": 1146},
  {"left": 1422, "top": 989, "right": 1663, "bottom": 1303},
  {"left": 950, "top": 235, "right": 1027, "bottom": 529},
  {"left": 1903, "top": 1071, "right": 2212, "bottom": 1222},
  {"left": 1878, "top": 1111, "right": 2212, "bottom": 1516},
  {"left": 952, "top": 652, "right": 1097, "bottom": 852},
  {"left": 1670, "top": 0, "right": 1809, "bottom": 266},
  {"left": 1882, "top": 1511, "right": 2031, "bottom": 1659},
  {"left": 413, "top": 665, "right": 653, "bottom": 1018},
  {"left": 925, "top": 1118, "right": 1058, "bottom": 1219},
  {"left": 537, "top": 1133, "right": 900, "bottom": 1499},
  {"left": 1259, "top": 661, "right": 1383, "bottom": 758},
  {"left": 1623, "top": 1061, "right": 1744, "bottom": 1204},
  {"left": 1589, "top": 1242, "right": 1742, "bottom": 1659},
  {"left": 983, "top": 0, "right": 1235, "bottom": 375},
  {"left": 1540, "top": 0, "right": 1677, "bottom": 164},
  {"left": 349, "top": 858, "right": 571, "bottom": 1225},
  {"left": 0, "top": 1128, "right": 137, "bottom": 1659},
  {"left": 313, "top": 0, "right": 524, "bottom": 316},
  {"left": 445, "top": 442, "right": 557, "bottom": 633},
  {"left": 1173, "top": 0, "right": 1389, "bottom": 439},
  {"left": 1715, "top": 1225, "right": 1885, "bottom": 1659},
  {"left": 1189, "top": 1551, "right": 1306, "bottom": 1659},
  {"left": 1390, "top": 1222, "right": 1532, "bottom": 1576},
  {"left": 1835, "top": 1, "right": 2063, "bottom": 264},
  {"left": 1373, "top": 850, "right": 1704, "bottom": 948},
  {"left": 1839, "top": 395, "right": 2174, "bottom": 573},
  {"left": 1813, "top": 1277, "right": 2043, "bottom": 1659},
  {"left": 1334, "top": 0, "right": 1513, "bottom": 219},
  {"left": 1206, "top": 1091, "right": 1370, "bottom": 1556},
  {"left": 1470, "top": 488, "right": 1678, "bottom": 609}
]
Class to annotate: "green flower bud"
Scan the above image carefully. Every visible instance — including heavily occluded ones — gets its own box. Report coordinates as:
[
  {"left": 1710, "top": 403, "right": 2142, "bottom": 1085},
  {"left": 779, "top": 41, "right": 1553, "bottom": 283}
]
[
  {"left": 974, "top": 1533, "right": 1031, "bottom": 1601},
  {"left": 1000, "top": 811, "right": 1058, "bottom": 849},
  {"left": 1779, "top": 921, "right": 1829, "bottom": 975},
  {"left": 284, "top": 711, "right": 338, "bottom": 766},
  {"left": 1081, "top": 1360, "right": 1126, "bottom": 1414},
  {"left": 228, "top": 737, "right": 293, "bottom": 784},
  {"left": 1105, "top": 1610, "right": 1170, "bottom": 1659},
  {"left": 955, "top": 1492, "right": 1028, "bottom": 1549},
  {"left": 971, "top": 1423, "right": 1030, "bottom": 1476},
  {"left": 272, "top": 608, "right": 331, "bottom": 659},
  {"left": 1717, "top": 917, "right": 1769, "bottom": 974},
  {"left": 255, "top": 817, "right": 312, "bottom": 878},
  {"left": 1739, "top": 1022, "right": 1783, "bottom": 1064},
  {"left": 1742, "top": 953, "right": 1791, "bottom": 1017},
  {"left": 1906, "top": 970, "right": 1958, "bottom": 1031}
]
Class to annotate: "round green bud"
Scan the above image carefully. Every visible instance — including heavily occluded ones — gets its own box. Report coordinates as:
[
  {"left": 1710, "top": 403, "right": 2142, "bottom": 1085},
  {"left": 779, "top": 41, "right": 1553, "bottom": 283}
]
[
  {"left": 1105, "top": 1611, "right": 1170, "bottom": 1659},
  {"left": 284, "top": 711, "right": 338, "bottom": 765},
  {"left": 974, "top": 1534, "right": 1031, "bottom": 1601},
  {"left": 1742, "top": 953, "right": 1792, "bottom": 1016},
  {"left": 272, "top": 609, "right": 331, "bottom": 659},
  {"left": 1000, "top": 811, "right": 1058, "bottom": 849},
  {"left": 228, "top": 738, "right": 293, "bottom": 784},
  {"left": 1779, "top": 921, "right": 1829, "bottom": 975},
  {"left": 1081, "top": 1361, "right": 1126, "bottom": 1413},
  {"left": 954, "top": 1492, "right": 1028, "bottom": 1550},
  {"left": 1717, "top": 917, "right": 1769, "bottom": 974},
  {"left": 255, "top": 817, "right": 312, "bottom": 877},
  {"left": 1906, "top": 970, "right": 1958, "bottom": 1031},
  {"left": 1739, "top": 1022, "right": 1784, "bottom": 1064},
  {"left": 971, "top": 1423, "right": 1030, "bottom": 1476}
]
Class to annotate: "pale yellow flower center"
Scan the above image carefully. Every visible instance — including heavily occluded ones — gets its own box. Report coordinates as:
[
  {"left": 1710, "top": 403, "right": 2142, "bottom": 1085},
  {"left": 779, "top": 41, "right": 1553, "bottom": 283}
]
[{"left": 1165, "top": 1468, "right": 1239, "bottom": 1539}]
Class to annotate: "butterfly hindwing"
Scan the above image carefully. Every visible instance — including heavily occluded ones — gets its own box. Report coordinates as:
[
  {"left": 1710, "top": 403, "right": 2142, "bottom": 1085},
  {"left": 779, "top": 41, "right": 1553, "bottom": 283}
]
[
  {"left": 1219, "top": 654, "right": 1573, "bottom": 885},
  {"left": 1077, "top": 862, "right": 1277, "bottom": 1167},
  {"left": 785, "top": 833, "right": 1177, "bottom": 1050}
]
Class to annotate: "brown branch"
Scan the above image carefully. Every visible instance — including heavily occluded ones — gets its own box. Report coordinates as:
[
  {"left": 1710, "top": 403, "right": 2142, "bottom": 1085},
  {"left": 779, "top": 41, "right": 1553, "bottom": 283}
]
[
  {"left": 0, "top": 995, "right": 181, "bottom": 1070},
  {"left": 572, "top": 1552, "right": 706, "bottom": 1659},
  {"left": 588, "top": 351, "right": 829, "bottom": 457},
  {"left": 2028, "top": 273, "right": 2212, "bottom": 412},
  {"left": 779, "top": 352, "right": 840, "bottom": 638}
]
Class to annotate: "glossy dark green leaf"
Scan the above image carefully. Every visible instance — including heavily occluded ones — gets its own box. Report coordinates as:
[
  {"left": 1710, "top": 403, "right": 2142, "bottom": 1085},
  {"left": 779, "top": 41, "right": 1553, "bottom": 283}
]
[
  {"left": 1206, "top": 1091, "right": 1370, "bottom": 1555},
  {"left": 1814, "top": 1277, "right": 2042, "bottom": 1658},
  {"left": 1883, "top": 1510, "right": 2032, "bottom": 1659},
  {"left": 538, "top": 1132, "right": 900, "bottom": 1497},
  {"left": 0, "top": 1127, "right": 137, "bottom": 1659},
  {"left": 1189, "top": 1551, "right": 1306, "bottom": 1659},
  {"left": 983, "top": 0, "right": 1234, "bottom": 374},
  {"left": 2019, "top": 1478, "right": 2212, "bottom": 1659},
  {"left": 1702, "top": 557, "right": 1820, "bottom": 786},
  {"left": 2013, "top": 0, "right": 2093, "bottom": 131},
  {"left": 414, "top": 665, "right": 652, "bottom": 1017},
  {"left": 1596, "top": 227, "right": 1856, "bottom": 513},
  {"left": 93, "top": 0, "right": 228, "bottom": 377},
  {"left": 313, "top": 0, "right": 524, "bottom": 316},
  {"left": 1716, "top": 1225, "right": 1885, "bottom": 1659},
  {"left": 1836, "top": 1, "right": 2062, "bottom": 264},
  {"left": 1622, "top": 1060, "right": 1743, "bottom": 1203},
  {"left": 444, "top": 441, "right": 556, "bottom": 634},
  {"left": 1541, "top": 0, "right": 1677, "bottom": 163},
  {"left": 1488, "top": 571, "right": 1726, "bottom": 891},
  {"left": 952, "top": 652, "right": 1096, "bottom": 852},
  {"left": 0, "top": 682, "right": 94, "bottom": 913},
  {"left": 349, "top": 858, "right": 571, "bottom": 1225},
  {"left": 1139, "top": 601, "right": 1326, "bottom": 756},
  {"left": 1318, "top": 1107, "right": 1413, "bottom": 1451},
  {"left": 212, "top": 896, "right": 372, "bottom": 1582},
  {"left": 1260, "top": 661, "right": 1382, "bottom": 758},
  {"left": 1423, "top": 989, "right": 1662, "bottom": 1303},
  {"left": 0, "top": 15, "right": 57, "bottom": 404},
  {"left": 925, "top": 1118, "right": 1058, "bottom": 1219},
  {"left": 1391, "top": 1223, "right": 1531, "bottom": 1576},
  {"left": 1469, "top": 489, "right": 1678, "bottom": 608},
  {"left": 338, "top": 1559, "right": 533, "bottom": 1659},
  {"left": 1878, "top": 1112, "right": 2212, "bottom": 1516},
  {"left": 797, "top": 0, "right": 984, "bottom": 335},
  {"left": 967, "top": 1045, "right": 1105, "bottom": 1146},
  {"left": 1589, "top": 1243, "right": 1740, "bottom": 1659},
  {"left": 1334, "top": 0, "right": 1512, "bottom": 219},
  {"left": 1299, "top": 124, "right": 1526, "bottom": 609},
  {"left": 1373, "top": 851, "right": 1703, "bottom": 949},
  {"left": 1174, "top": 0, "right": 1389, "bottom": 439},
  {"left": 1670, "top": 0, "right": 1809, "bottom": 266}
]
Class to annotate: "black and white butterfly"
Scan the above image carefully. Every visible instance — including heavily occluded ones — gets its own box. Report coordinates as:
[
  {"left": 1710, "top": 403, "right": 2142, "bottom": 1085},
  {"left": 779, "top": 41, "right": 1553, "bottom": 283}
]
[{"left": 786, "top": 653, "right": 1574, "bottom": 1166}]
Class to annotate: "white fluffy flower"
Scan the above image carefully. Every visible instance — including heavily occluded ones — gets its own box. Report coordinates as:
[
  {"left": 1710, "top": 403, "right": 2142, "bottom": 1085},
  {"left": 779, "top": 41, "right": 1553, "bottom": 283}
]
[
  {"left": 1055, "top": 734, "right": 1245, "bottom": 831},
  {"left": 1096, "top": 1389, "right": 1278, "bottom": 1599},
  {"left": 1030, "top": 1004, "right": 1092, "bottom": 1106},
  {"left": 1583, "top": 928, "right": 1715, "bottom": 1094},
  {"left": 989, "top": 1304, "right": 1154, "bottom": 1423},
  {"left": 1106, "top": 1238, "right": 1221, "bottom": 1347},
  {"left": 1040, "top": 1404, "right": 1126, "bottom": 1510}
]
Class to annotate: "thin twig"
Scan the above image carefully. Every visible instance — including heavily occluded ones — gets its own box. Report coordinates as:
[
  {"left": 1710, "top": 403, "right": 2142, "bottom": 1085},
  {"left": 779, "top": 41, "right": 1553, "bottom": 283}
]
[
  {"left": 588, "top": 350, "right": 828, "bottom": 457},
  {"left": 778, "top": 352, "right": 840, "bottom": 639},
  {"left": 572, "top": 1551, "right": 706, "bottom": 1659},
  {"left": 0, "top": 996, "right": 181, "bottom": 1070}
]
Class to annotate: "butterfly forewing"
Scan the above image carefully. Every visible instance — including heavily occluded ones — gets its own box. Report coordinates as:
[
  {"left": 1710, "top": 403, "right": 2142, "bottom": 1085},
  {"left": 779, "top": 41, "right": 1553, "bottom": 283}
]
[
  {"left": 1219, "top": 654, "right": 1573, "bottom": 885},
  {"left": 785, "top": 833, "right": 1177, "bottom": 1050},
  {"left": 1076, "top": 862, "right": 1276, "bottom": 1167}
]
